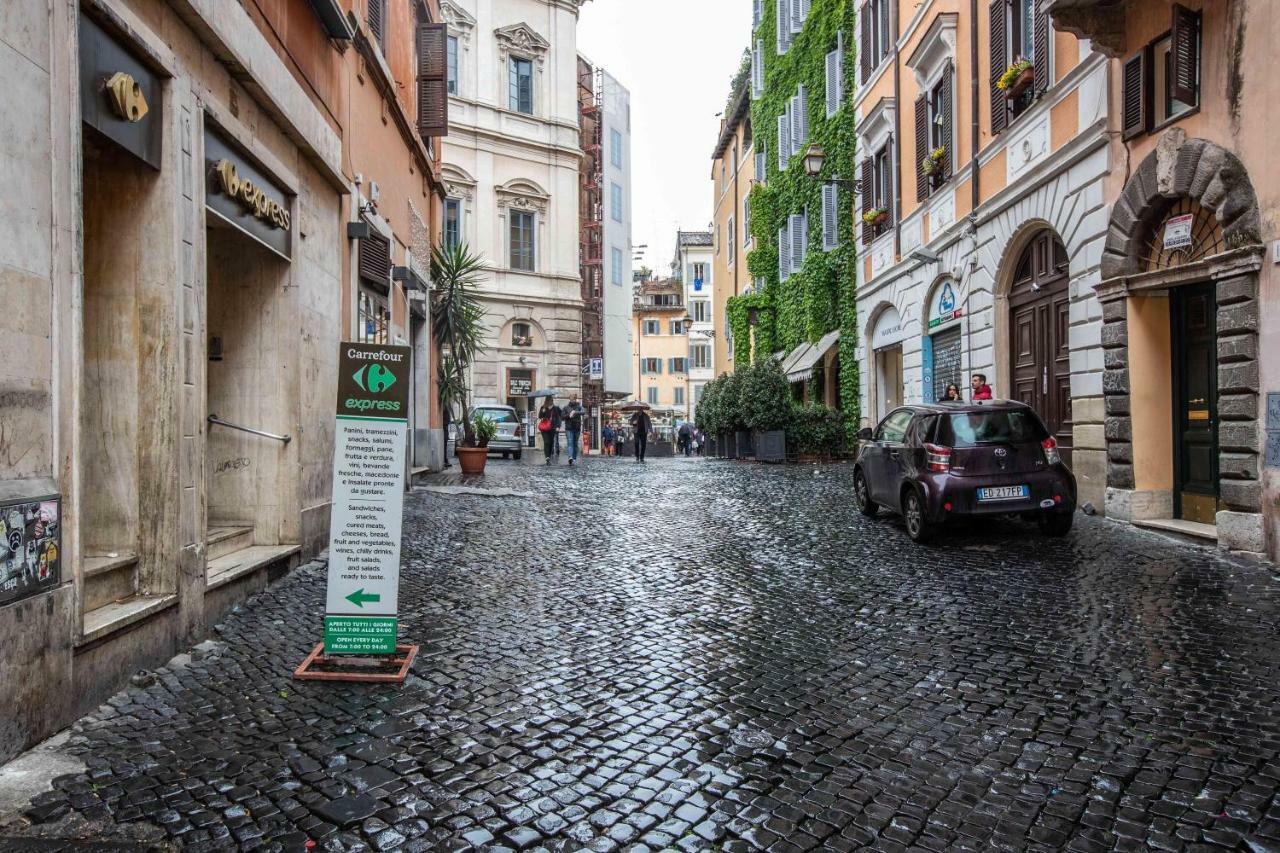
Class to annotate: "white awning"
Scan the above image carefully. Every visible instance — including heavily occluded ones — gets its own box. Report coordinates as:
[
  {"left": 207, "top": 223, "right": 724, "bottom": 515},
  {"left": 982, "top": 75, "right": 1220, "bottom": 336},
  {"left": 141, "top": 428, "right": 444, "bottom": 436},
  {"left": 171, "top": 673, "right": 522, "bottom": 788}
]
[
  {"left": 785, "top": 330, "right": 840, "bottom": 382},
  {"left": 777, "top": 341, "right": 815, "bottom": 377}
]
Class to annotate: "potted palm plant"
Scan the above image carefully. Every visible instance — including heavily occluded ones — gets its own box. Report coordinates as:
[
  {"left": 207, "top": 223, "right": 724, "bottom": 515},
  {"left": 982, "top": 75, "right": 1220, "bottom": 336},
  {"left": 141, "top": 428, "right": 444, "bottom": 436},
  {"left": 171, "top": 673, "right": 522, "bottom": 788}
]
[{"left": 431, "top": 242, "right": 489, "bottom": 474}]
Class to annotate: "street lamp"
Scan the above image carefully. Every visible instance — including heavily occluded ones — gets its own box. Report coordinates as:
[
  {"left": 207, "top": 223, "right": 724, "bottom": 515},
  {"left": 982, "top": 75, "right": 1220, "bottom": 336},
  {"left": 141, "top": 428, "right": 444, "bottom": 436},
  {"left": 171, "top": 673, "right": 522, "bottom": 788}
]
[
  {"left": 680, "top": 314, "right": 694, "bottom": 334},
  {"left": 802, "top": 143, "right": 861, "bottom": 193}
]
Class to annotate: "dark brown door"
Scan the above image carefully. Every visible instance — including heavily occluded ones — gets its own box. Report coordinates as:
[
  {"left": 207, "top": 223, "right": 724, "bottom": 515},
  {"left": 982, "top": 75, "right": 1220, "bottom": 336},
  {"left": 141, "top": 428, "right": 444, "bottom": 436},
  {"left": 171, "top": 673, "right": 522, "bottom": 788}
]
[
  {"left": 1173, "top": 284, "right": 1218, "bottom": 524},
  {"left": 1008, "top": 232, "right": 1073, "bottom": 465}
]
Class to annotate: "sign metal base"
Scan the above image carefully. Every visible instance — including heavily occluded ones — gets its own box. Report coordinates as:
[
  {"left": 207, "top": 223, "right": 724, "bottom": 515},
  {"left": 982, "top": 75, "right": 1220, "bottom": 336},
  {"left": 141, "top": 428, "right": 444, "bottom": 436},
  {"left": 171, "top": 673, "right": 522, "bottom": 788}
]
[{"left": 292, "top": 642, "right": 418, "bottom": 683}]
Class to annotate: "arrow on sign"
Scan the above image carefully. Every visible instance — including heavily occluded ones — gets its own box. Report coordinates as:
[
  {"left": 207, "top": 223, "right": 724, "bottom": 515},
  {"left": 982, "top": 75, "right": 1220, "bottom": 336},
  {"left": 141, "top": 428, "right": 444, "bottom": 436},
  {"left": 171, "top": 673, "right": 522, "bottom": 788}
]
[{"left": 345, "top": 588, "right": 382, "bottom": 608}]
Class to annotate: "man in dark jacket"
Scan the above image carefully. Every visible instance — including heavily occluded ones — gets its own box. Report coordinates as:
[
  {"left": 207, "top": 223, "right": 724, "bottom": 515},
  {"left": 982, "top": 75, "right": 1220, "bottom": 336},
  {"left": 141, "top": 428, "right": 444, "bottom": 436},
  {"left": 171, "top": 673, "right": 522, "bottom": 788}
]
[
  {"left": 550, "top": 400, "right": 563, "bottom": 457},
  {"left": 677, "top": 422, "right": 693, "bottom": 457},
  {"left": 562, "top": 395, "right": 585, "bottom": 465},
  {"left": 629, "top": 408, "right": 652, "bottom": 463}
]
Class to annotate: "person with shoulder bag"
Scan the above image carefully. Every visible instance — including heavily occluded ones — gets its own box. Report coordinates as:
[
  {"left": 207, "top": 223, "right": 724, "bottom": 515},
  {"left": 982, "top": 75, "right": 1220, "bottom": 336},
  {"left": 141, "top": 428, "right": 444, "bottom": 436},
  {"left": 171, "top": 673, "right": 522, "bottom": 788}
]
[{"left": 537, "top": 399, "right": 556, "bottom": 465}]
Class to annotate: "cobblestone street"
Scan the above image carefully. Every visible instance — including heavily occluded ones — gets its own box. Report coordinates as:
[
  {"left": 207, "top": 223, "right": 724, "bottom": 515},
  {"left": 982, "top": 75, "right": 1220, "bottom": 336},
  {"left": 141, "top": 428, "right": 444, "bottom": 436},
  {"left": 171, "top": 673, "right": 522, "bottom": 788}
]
[{"left": 6, "top": 456, "right": 1280, "bottom": 852}]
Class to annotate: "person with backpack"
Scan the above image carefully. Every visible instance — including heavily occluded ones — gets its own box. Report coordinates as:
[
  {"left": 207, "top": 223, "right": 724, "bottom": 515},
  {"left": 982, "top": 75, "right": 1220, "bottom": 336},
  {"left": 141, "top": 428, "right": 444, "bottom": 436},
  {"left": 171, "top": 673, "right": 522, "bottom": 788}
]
[
  {"left": 677, "top": 421, "right": 693, "bottom": 457},
  {"left": 537, "top": 398, "right": 557, "bottom": 465},
  {"left": 562, "top": 395, "right": 585, "bottom": 466},
  {"left": 601, "top": 424, "right": 615, "bottom": 457}
]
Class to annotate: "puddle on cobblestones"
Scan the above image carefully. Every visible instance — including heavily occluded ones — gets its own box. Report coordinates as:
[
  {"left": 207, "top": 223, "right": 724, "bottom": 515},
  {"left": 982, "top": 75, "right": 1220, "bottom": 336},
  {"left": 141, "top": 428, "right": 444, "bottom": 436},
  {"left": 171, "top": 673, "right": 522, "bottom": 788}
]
[{"left": 728, "top": 728, "right": 771, "bottom": 749}]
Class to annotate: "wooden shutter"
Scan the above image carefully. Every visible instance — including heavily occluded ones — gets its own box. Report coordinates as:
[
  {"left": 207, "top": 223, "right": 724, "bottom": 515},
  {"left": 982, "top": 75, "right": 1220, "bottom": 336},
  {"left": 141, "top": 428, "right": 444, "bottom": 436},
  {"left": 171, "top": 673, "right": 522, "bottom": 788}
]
[
  {"left": 859, "top": 2, "right": 872, "bottom": 83},
  {"left": 417, "top": 23, "right": 449, "bottom": 139},
  {"left": 860, "top": 158, "right": 874, "bottom": 245},
  {"left": 358, "top": 232, "right": 391, "bottom": 292},
  {"left": 1033, "top": 2, "right": 1050, "bottom": 94},
  {"left": 1170, "top": 4, "right": 1200, "bottom": 106},
  {"left": 822, "top": 183, "right": 838, "bottom": 251},
  {"left": 1121, "top": 51, "right": 1148, "bottom": 140},
  {"left": 367, "top": 0, "right": 384, "bottom": 48},
  {"left": 989, "top": 0, "right": 1008, "bottom": 135},
  {"left": 941, "top": 63, "right": 954, "bottom": 178},
  {"left": 915, "top": 94, "right": 930, "bottom": 202},
  {"left": 778, "top": 227, "right": 791, "bottom": 280}
]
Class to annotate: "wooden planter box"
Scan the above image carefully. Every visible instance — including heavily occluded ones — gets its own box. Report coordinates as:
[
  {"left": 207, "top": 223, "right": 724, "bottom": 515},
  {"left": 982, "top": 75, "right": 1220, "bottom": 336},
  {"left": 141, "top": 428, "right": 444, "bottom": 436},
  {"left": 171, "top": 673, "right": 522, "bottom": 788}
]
[
  {"left": 1005, "top": 67, "right": 1034, "bottom": 100},
  {"left": 754, "top": 430, "right": 787, "bottom": 463}
]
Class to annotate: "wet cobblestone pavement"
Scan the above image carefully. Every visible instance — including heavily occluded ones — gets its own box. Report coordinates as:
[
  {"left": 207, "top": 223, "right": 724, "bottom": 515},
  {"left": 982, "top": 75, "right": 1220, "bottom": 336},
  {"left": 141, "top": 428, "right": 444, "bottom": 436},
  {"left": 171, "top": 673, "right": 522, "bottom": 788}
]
[{"left": 9, "top": 456, "right": 1280, "bottom": 852}]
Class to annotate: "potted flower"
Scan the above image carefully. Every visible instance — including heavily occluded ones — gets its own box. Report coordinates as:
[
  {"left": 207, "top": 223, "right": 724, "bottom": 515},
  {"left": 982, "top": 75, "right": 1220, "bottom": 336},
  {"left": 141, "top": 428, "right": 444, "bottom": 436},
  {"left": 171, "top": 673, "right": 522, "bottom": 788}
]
[
  {"left": 997, "top": 59, "right": 1034, "bottom": 100},
  {"left": 457, "top": 412, "right": 496, "bottom": 474},
  {"left": 921, "top": 146, "right": 946, "bottom": 182},
  {"left": 862, "top": 208, "right": 888, "bottom": 227}
]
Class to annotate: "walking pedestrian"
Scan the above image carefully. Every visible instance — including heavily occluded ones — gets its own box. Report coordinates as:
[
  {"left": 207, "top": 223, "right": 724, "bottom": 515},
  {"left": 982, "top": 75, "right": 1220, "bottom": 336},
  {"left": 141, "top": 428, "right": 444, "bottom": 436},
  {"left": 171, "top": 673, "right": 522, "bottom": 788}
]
[
  {"left": 940, "top": 383, "right": 962, "bottom": 403},
  {"left": 550, "top": 399, "right": 563, "bottom": 457},
  {"left": 562, "top": 395, "right": 585, "bottom": 466},
  {"left": 678, "top": 421, "right": 693, "bottom": 457},
  {"left": 693, "top": 428, "right": 704, "bottom": 456},
  {"left": 602, "top": 424, "right": 615, "bottom": 457},
  {"left": 629, "top": 408, "right": 652, "bottom": 463},
  {"left": 537, "top": 398, "right": 556, "bottom": 465},
  {"left": 970, "top": 373, "right": 993, "bottom": 401}
]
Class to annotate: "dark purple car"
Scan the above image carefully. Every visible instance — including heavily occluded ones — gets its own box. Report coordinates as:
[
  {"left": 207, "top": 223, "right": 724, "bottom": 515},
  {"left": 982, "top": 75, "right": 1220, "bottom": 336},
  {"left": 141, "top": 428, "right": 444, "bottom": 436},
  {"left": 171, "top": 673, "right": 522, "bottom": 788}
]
[{"left": 853, "top": 400, "right": 1076, "bottom": 542}]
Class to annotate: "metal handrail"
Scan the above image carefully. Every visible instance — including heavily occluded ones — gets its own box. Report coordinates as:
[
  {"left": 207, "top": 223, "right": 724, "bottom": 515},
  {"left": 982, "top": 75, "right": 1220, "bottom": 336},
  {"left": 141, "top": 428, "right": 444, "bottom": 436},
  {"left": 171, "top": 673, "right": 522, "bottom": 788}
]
[{"left": 207, "top": 414, "right": 291, "bottom": 444}]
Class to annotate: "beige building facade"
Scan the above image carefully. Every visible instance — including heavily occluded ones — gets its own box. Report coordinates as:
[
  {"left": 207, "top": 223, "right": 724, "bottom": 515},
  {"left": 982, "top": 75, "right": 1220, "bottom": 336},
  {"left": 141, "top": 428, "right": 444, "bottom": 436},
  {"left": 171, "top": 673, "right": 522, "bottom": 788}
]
[
  {"left": 710, "top": 89, "right": 758, "bottom": 379},
  {"left": 633, "top": 280, "right": 692, "bottom": 420}
]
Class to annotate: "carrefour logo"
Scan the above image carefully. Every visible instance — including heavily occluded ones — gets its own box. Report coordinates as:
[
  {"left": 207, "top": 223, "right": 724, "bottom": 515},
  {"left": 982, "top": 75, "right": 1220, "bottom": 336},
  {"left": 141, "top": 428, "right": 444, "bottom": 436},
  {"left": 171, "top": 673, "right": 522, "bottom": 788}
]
[{"left": 353, "top": 364, "right": 397, "bottom": 393}]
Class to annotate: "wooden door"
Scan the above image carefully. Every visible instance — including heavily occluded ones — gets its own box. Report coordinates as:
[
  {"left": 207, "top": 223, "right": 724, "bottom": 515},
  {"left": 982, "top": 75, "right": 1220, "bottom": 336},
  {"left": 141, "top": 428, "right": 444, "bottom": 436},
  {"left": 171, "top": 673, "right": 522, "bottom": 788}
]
[
  {"left": 1008, "top": 233, "right": 1073, "bottom": 465},
  {"left": 1173, "top": 284, "right": 1218, "bottom": 524}
]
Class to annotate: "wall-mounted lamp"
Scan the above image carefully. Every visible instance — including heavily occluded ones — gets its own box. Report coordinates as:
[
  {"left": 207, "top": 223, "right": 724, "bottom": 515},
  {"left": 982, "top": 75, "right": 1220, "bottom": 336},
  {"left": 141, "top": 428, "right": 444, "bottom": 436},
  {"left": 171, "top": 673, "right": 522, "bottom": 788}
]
[{"left": 802, "top": 144, "right": 862, "bottom": 193}]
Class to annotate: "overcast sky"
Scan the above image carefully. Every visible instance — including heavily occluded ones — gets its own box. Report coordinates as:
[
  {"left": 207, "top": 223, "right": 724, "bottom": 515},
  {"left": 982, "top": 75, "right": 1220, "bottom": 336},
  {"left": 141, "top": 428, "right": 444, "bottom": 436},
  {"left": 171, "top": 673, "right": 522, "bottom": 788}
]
[{"left": 578, "top": 1, "right": 752, "bottom": 275}]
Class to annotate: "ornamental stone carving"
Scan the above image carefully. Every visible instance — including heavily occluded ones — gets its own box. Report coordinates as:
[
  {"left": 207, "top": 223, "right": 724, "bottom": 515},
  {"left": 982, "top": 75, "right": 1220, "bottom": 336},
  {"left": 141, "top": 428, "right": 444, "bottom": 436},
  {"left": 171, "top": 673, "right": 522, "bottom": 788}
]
[
  {"left": 440, "top": 0, "right": 475, "bottom": 45},
  {"left": 494, "top": 23, "right": 550, "bottom": 68}
]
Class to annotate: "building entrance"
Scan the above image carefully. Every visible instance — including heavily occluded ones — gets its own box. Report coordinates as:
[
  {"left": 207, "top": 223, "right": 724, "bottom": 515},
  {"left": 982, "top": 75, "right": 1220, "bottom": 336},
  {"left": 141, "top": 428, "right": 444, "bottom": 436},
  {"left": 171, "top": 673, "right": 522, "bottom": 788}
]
[
  {"left": 1009, "top": 232, "right": 1073, "bottom": 465},
  {"left": 1172, "top": 284, "right": 1219, "bottom": 524}
]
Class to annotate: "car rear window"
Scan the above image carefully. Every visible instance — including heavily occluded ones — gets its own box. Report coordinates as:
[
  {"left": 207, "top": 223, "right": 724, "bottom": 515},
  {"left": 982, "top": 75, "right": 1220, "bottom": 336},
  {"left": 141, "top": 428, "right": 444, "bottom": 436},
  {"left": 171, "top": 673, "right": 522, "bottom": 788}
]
[
  {"left": 475, "top": 408, "right": 519, "bottom": 424},
  {"left": 938, "top": 411, "right": 1047, "bottom": 447}
]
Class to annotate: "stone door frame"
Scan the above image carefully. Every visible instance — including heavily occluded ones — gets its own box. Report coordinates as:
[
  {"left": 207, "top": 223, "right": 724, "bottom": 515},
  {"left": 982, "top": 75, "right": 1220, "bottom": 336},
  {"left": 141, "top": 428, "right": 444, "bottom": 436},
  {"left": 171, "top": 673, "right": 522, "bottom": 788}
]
[{"left": 1094, "top": 130, "right": 1265, "bottom": 553}]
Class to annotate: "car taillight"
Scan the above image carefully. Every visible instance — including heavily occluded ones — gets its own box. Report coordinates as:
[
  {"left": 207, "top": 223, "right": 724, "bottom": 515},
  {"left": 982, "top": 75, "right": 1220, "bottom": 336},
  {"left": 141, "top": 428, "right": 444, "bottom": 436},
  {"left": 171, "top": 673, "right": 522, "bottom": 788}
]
[
  {"left": 516, "top": 424, "right": 525, "bottom": 437},
  {"left": 1042, "top": 436, "right": 1060, "bottom": 465},
  {"left": 924, "top": 443, "right": 952, "bottom": 473}
]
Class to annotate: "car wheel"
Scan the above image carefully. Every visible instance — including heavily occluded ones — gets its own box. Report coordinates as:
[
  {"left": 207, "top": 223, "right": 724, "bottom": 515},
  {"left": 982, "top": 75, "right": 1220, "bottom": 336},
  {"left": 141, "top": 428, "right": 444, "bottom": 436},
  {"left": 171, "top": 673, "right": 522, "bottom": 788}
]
[
  {"left": 514, "top": 449, "right": 522, "bottom": 461},
  {"left": 903, "top": 488, "right": 932, "bottom": 543},
  {"left": 854, "top": 469, "right": 878, "bottom": 517},
  {"left": 1039, "top": 511, "right": 1073, "bottom": 537},
  {"left": 501, "top": 452, "right": 510, "bottom": 460}
]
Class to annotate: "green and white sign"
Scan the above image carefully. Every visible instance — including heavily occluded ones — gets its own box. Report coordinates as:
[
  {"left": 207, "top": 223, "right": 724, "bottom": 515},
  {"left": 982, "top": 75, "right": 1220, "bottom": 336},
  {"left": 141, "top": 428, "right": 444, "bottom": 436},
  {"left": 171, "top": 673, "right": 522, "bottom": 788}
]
[{"left": 324, "top": 343, "right": 411, "bottom": 655}]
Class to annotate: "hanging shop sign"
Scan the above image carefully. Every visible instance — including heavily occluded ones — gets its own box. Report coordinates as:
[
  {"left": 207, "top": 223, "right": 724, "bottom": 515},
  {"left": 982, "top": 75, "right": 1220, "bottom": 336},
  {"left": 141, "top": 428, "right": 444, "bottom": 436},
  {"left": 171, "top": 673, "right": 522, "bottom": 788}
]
[
  {"left": 204, "top": 127, "right": 293, "bottom": 260},
  {"left": 79, "top": 13, "right": 163, "bottom": 169},
  {"left": 927, "top": 280, "right": 963, "bottom": 330},
  {"left": 323, "top": 343, "right": 411, "bottom": 655},
  {"left": 871, "top": 306, "right": 909, "bottom": 350},
  {"left": 589, "top": 358, "right": 604, "bottom": 381},
  {"left": 0, "top": 495, "right": 61, "bottom": 607},
  {"left": 508, "top": 369, "right": 534, "bottom": 398}
]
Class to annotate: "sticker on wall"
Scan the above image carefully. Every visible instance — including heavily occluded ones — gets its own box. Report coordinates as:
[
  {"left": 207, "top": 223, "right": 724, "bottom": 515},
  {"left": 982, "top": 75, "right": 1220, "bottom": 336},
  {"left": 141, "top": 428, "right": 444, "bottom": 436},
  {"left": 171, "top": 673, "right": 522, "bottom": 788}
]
[
  {"left": 1163, "top": 214, "right": 1195, "bottom": 251},
  {"left": 0, "top": 495, "right": 61, "bottom": 607}
]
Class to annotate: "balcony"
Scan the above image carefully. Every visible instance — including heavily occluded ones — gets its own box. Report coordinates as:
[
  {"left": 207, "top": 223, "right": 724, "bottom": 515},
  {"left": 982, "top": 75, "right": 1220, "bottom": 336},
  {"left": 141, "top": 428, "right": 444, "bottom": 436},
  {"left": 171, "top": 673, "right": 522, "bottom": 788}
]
[{"left": 1043, "top": 0, "right": 1128, "bottom": 57}]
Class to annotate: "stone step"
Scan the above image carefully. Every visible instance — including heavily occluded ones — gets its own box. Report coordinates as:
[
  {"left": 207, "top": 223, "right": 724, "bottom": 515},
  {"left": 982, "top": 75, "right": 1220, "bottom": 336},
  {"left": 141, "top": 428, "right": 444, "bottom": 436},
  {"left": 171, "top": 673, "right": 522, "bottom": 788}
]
[
  {"left": 206, "top": 544, "right": 301, "bottom": 591},
  {"left": 82, "top": 553, "right": 139, "bottom": 612},
  {"left": 207, "top": 525, "right": 254, "bottom": 561}
]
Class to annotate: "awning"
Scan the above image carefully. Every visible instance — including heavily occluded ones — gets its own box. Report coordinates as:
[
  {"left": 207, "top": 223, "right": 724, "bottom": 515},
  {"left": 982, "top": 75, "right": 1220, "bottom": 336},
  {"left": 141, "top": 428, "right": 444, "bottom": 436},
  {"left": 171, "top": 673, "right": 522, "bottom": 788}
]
[{"left": 785, "top": 330, "right": 840, "bottom": 383}]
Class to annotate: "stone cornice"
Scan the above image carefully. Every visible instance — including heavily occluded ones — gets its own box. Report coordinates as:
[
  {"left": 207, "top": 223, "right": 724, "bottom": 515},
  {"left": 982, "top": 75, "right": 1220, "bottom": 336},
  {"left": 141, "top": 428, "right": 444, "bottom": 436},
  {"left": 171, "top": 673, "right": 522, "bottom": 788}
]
[{"left": 1094, "top": 246, "right": 1265, "bottom": 301}]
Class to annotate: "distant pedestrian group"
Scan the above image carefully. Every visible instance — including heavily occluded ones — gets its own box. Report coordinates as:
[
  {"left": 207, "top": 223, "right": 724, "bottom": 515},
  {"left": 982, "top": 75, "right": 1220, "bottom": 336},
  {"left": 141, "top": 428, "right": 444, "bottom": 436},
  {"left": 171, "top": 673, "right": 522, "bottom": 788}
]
[{"left": 938, "top": 374, "right": 994, "bottom": 403}]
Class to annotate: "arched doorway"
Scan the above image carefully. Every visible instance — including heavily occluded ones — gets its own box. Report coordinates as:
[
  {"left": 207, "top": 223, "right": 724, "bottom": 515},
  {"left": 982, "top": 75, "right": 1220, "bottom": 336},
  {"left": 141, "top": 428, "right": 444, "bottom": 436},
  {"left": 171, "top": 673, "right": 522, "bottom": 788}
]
[{"left": 1008, "top": 230, "right": 1072, "bottom": 464}]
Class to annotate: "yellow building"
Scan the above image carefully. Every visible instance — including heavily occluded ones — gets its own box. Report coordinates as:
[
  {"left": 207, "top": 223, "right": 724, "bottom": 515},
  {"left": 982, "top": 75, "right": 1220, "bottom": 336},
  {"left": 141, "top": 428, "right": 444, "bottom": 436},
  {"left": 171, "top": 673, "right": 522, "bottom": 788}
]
[
  {"left": 632, "top": 279, "right": 692, "bottom": 421},
  {"left": 710, "top": 86, "right": 758, "bottom": 377}
]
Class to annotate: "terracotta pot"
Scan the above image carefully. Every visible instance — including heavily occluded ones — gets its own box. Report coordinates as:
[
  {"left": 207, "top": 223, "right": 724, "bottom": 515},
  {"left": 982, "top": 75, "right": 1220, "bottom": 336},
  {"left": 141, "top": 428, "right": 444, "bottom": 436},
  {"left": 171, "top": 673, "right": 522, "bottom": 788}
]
[
  {"left": 868, "top": 211, "right": 888, "bottom": 226},
  {"left": 456, "top": 446, "right": 489, "bottom": 475},
  {"left": 1005, "top": 67, "right": 1034, "bottom": 100}
]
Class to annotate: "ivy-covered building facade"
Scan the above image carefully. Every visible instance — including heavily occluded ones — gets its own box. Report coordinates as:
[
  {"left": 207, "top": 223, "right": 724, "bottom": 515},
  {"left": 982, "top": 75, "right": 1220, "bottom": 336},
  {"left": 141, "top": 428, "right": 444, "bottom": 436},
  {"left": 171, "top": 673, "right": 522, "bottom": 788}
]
[{"left": 732, "top": 0, "right": 858, "bottom": 418}]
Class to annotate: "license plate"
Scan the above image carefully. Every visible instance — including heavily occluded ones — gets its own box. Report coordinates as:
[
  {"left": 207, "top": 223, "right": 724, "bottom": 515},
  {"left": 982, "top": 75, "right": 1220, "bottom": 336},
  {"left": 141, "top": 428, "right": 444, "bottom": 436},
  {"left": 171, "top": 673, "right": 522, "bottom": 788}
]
[{"left": 977, "top": 485, "right": 1029, "bottom": 502}]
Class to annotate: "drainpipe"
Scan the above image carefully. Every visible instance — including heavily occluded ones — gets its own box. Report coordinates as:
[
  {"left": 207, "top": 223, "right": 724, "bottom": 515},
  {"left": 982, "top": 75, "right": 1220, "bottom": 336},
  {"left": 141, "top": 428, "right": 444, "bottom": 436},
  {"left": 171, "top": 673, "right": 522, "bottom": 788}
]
[
  {"left": 966, "top": 0, "right": 982, "bottom": 389},
  {"left": 892, "top": 5, "right": 903, "bottom": 260}
]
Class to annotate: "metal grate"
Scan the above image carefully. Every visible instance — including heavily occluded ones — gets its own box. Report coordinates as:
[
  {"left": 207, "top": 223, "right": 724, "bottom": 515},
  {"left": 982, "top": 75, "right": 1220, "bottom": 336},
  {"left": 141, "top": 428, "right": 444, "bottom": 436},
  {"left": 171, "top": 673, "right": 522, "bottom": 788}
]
[{"left": 1143, "top": 198, "right": 1225, "bottom": 272}]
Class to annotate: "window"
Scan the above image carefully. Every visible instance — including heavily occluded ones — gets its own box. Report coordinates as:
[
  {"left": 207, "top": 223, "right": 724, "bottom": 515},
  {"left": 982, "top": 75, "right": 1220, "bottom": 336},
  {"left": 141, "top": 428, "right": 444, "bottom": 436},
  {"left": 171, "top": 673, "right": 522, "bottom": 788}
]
[
  {"left": 447, "top": 35, "right": 458, "bottom": 94},
  {"left": 443, "top": 198, "right": 462, "bottom": 248},
  {"left": 691, "top": 300, "right": 710, "bottom": 323},
  {"left": 781, "top": 212, "right": 807, "bottom": 277},
  {"left": 368, "top": 0, "right": 386, "bottom": 52},
  {"left": 611, "top": 183, "right": 623, "bottom": 222},
  {"left": 777, "top": 0, "right": 808, "bottom": 54},
  {"left": 643, "top": 319, "right": 660, "bottom": 336},
  {"left": 744, "top": 197, "right": 752, "bottom": 245},
  {"left": 649, "top": 293, "right": 681, "bottom": 307},
  {"left": 728, "top": 216, "right": 736, "bottom": 264},
  {"left": 642, "top": 357, "right": 662, "bottom": 373},
  {"left": 826, "top": 32, "right": 845, "bottom": 117},
  {"left": 859, "top": 0, "right": 891, "bottom": 83},
  {"left": 647, "top": 387, "right": 659, "bottom": 405},
  {"left": 752, "top": 41, "right": 764, "bottom": 99},
  {"left": 691, "top": 342, "right": 711, "bottom": 369},
  {"left": 1122, "top": 6, "right": 1201, "bottom": 139},
  {"left": 874, "top": 408, "right": 913, "bottom": 443},
  {"left": 917, "top": 69, "right": 953, "bottom": 200},
  {"left": 725, "top": 308, "right": 734, "bottom": 357},
  {"left": 509, "top": 57, "right": 533, "bottom": 114},
  {"left": 674, "top": 387, "right": 685, "bottom": 407},
  {"left": 821, "top": 183, "right": 839, "bottom": 251},
  {"left": 509, "top": 209, "right": 535, "bottom": 271},
  {"left": 692, "top": 262, "right": 707, "bottom": 286},
  {"left": 990, "top": 0, "right": 1048, "bottom": 133},
  {"left": 611, "top": 129, "right": 623, "bottom": 168},
  {"left": 357, "top": 288, "right": 390, "bottom": 344},
  {"left": 611, "top": 247, "right": 624, "bottom": 285},
  {"left": 669, "top": 357, "right": 688, "bottom": 374},
  {"left": 511, "top": 322, "right": 533, "bottom": 347},
  {"left": 668, "top": 319, "right": 683, "bottom": 335},
  {"left": 860, "top": 144, "right": 893, "bottom": 244}
]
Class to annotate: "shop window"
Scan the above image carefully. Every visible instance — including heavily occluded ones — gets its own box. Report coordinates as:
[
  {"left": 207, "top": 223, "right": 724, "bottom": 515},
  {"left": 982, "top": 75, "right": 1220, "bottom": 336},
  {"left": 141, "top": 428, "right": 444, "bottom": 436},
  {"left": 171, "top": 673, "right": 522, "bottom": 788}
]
[
  {"left": 1122, "top": 5, "right": 1201, "bottom": 140},
  {"left": 357, "top": 288, "right": 390, "bottom": 345},
  {"left": 509, "top": 210, "right": 535, "bottom": 271},
  {"left": 509, "top": 57, "right": 534, "bottom": 114},
  {"left": 512, "top": 322, "right": 533, "bottom": 348}
]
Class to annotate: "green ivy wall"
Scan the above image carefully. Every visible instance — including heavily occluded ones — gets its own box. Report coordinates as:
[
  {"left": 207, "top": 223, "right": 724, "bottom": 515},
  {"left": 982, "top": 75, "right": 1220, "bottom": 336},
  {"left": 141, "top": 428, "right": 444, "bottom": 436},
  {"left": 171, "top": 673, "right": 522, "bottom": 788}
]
[{"left": 731, "top": 0, "right": 859, "bottom": 425}]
